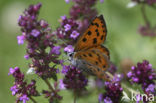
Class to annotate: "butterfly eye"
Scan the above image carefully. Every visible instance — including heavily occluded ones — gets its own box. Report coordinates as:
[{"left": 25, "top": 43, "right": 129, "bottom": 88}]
[
  {"left": 69, "top": 54, "right": 72, "bottom": 57},
  {"left": 68, "top": 53, "right": 73, "bottom": 57}
]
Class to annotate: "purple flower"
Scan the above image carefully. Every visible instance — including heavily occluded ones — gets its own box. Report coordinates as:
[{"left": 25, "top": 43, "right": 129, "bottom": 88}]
[
  {"left": 9, "top": 66, "right": 39, "bottom": 102},
  {"left": 127, "top": 60, "right": 156, "bottom": 91},
  {"left": 146, "top": 0, "right": 156, "bottom": 5},
  {"left": 65, "top": 0, "right": 70, "bottom": 3},
  {"left": 70, "top": 30, "right": 79, "bottom": 39},
  {"left": 10, "top": 85, "right": 19, "bottom": 95},
  {"left": 42, "top": 90, "right": 62, "bottom": 102},
  {"left": 61, "top": 15, "right": 67, "bottom": 21},
  {"left": 64, "top": 45, "right": 74, "bottom": 53},
  {"left": 98, "top": 94, "right": 103, "bottom": 101},
  {"left": 8, "top": 67, "right": 19, "bottom": 75},
  {"left": 64, "top": 24, "right": 71, "bottom": 31},
  {"left": 63, "top": 66, "right": 88, "bottom": 92},
  {"left": 127, "top": 71, "right": 132, "bottom": 78},
  {"left": 108, "top": 63, "right": 117, "bottom": 74},
  {"left": 69, "top": 0, "right": 97, "bottom": 21},
  {"left": 132, "top": 77, "right": 139, "bottom": 82},
  {"left": 61, "top": 65, "right": 69, "bottom": 74},
  {"left": 33, "top": 3, "right": 42, "bottom": 11},
  {"left": 98, "top": 76, "right": 123, "bottom": 103},
  {"left": 24, "top": 54, "right": 29, "bottom": 60},
  {"left": 59, "top": 79, "right": 66, "bottom": 90},
  {"left": 56, "top": 68, "right": 60, "bottom": 73},
  {"left": 51, "top": 46, "right": 61, "bottom": 55},
  {"left": 139, "top": 25, "right": 156, "bottom": 37},
  {"left": 100, "top": 0, "right": 104, "bottom": 3},
  {"left": 31, "top": 29, "right": 40, "bottom": 37},
  {"left": 145, "top": 84, "right": 155, "bottom": 94},
  {"left": 17, "top": 35, "right": 25, "bottom": 45},
  {"left": 104, "top": 97, "right": 113, "bottom": 103},
  {"left": 19, "top": 94, "right": 29, "bottom": 103},
  {"left": 131, "top": 66, "right": 135, "bottom": 70},
  {"left": 136, "top": 94, "right": 142, "bottom": 102},
  {"left": 40, "top": 20, "right": 48, "bottom": 28},
  {"left": 8, "top": 68, "right": 15, "bottom": 75},
  {"left": 112, "top": 74, "right": 123, "bottom": 82}
]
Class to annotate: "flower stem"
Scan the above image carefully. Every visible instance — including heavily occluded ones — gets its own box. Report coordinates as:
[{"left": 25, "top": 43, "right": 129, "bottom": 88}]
[
  {"left": 74, "top": 93, "right": 77, "bottom": 103},
  {"left": 29, "top": 96, "right": 37, "bottom": 103},
  {"left": 43, "top": 79, "right": 55, "bottom": 93},
  {"left": 141, "top": 4, "right": 150, "bottom": 27}
]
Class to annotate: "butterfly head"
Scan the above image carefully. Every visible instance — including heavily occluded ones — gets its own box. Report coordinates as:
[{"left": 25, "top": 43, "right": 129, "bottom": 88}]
[
  {"left": 67, "top": 52, "right": 74, "bottom": 60},
  {"left": 67, "top": 52, "right": 78, "bottom": 66}
]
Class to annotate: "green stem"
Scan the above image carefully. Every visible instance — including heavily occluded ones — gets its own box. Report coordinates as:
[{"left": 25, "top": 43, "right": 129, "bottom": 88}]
[
  {"left": 141, "top": 4, "right": 150, "bottom": 27},
  {"left": 43, "top": 79, "right": 55, "bottom": 93},
  {"left": 29, "top": 96, "right": 37, "bottom": 103},
  {"left": 74, "top": 93, "right": 77, "bottom": 103}
]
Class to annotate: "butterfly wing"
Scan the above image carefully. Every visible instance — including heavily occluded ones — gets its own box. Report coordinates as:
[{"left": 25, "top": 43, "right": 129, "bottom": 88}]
[
  {"left": 74, "top": 15, "right": 107, "bottom": 52},
  {"left": 89, "top": 45, "right": 110, "bottom": 59},
  {"left": 74, "top": 49, "right": 110, "bottom": 81},
  {"left": 87, "top": 64, "right": 111, "bottom": 81}
]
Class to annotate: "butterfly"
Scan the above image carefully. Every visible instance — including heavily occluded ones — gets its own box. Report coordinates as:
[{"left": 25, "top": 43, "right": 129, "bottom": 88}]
[{"left": 68, "top": 15, "right": 111, "bottom": 81}]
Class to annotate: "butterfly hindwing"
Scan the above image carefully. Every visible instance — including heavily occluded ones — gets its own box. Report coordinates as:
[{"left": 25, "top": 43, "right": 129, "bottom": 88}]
[
  {"left": 74, "top": 49, "right": 110, "bottom": 73},
  {"left": 74, "top": 50, "right": 110, "bottom": 81},
  {"left": 89, "top": 45, "right": 110, "bottom": 59},
  {"left": 74, "top": 15, "right": 107, "bottom": 52}
]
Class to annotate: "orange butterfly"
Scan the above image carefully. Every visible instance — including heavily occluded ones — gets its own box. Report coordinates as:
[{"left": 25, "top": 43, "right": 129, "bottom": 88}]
[{"left": 68, "top": 15, "right": 111, "bottom": 81}]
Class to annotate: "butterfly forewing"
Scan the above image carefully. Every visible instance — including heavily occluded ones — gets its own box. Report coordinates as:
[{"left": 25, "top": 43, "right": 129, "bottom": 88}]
[{"left": 74, "top": 15, "right": 107, "bottom": 52}]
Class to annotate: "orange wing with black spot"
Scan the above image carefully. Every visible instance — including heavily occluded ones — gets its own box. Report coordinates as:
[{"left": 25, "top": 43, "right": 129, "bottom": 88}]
[
  {"left": 74, "top": 15, "right": 107, "bottom": 52},
  {"left": 89, "top": 45, "right": 110, "bottom": 59},
  {"left": 74, "top": 49, "right": 110, "bottom": 72},
  {"left": 74, "top": 49, "right": 110, "bottom": 81}
]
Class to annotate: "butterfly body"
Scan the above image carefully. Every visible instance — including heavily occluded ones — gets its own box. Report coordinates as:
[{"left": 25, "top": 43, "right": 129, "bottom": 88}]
[{"left": 69, "top": 15, "right": 110, "bottom": 81}]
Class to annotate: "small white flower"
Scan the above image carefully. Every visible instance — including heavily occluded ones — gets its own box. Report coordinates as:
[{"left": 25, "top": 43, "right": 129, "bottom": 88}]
[
  {"left": 127, "top": 1, "right": 137, "bottom": 8},
  {"left": 27, "top": 67, "right": 35, "bottom": 74}
]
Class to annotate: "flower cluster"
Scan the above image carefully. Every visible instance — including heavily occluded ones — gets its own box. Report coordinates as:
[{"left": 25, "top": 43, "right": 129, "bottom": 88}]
[
  {"left": 59, "top": 0, "right": 103, "bottom": 43},
  {"left": 62, "top": 66, "right": 88, "bottom": 93},
  {"left": 98, "top": 77, "right": 123, "bottom": 103},
  {"left": 56, "top": 16, "right": 79, "bottom": 46},
  {"left": 108, "top": 62, "right": 117, "bottom": 75},
  {"left": 139, "top": 25, "right": 156, "bottom": 37},
  {"left": 127, "top": 60, "right": 156, "bottom": 95},
  {"left": 69, "top": 0, "right": 98, "bottom": 20},
  {"left": 42, "top": 82, "right": 62, "bottom": 103},
  {"left": 8, "top": 67, "right": 39, "bottom": 103},
  {"left": 128, "top": 0, "right": 156, "bottom": 37},
  {"left": 68, "top": 0, "right": 101, "bottom": 33},
  {"left": 18, "top": 3, "right": 61, "bottom": 80}
]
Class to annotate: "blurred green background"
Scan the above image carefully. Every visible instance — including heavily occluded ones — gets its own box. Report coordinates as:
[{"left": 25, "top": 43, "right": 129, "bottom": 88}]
[{"left": 0, "top": 0, "right": 156, "bottom": 103}]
